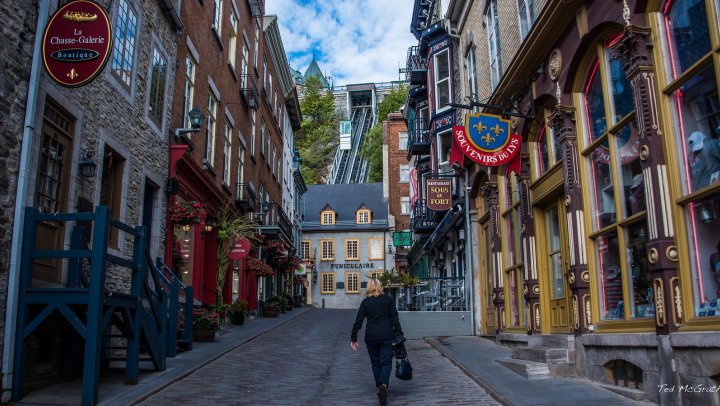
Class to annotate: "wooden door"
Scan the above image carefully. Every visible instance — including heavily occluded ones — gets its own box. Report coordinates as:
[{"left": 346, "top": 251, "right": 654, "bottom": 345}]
[
  {"left": 482, "top": 223, "right": 496, "bottom": 334},
  {"left": 545, "top": 201, "right": 572, "bottom": 333},
  {"left": 33, "top": 102, "right": 74, "bottom": 283}
]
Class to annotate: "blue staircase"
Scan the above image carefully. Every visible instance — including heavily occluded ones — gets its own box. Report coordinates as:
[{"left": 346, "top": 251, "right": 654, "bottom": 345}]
[{"left": 12, "top": 206, "right": 192, "bottom": 406}]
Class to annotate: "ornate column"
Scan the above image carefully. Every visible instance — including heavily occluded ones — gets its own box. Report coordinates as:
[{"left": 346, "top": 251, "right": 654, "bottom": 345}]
[
  {"left": 485, "top": 182, "right": 505, "bottom": 333},
  {"left": 613, "top": 25, "right": 681, "bottom": 334},
  {"left": 549, "top": 105, "right": 591, "bottom": 335},
  {"left": 518, "top": 151, "right": 541, "bottom": 334}
]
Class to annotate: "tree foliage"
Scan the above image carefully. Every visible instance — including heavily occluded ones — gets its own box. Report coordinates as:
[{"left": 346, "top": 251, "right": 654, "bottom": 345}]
[
  {"left": 214, "top": 205, "right": 257, "bottom": 305},
  {"left": 297, "top": 76, "right": 338, "bottom": 184},
  {"left": 360, "top": 85, "right": 408, "bottom": 182}
]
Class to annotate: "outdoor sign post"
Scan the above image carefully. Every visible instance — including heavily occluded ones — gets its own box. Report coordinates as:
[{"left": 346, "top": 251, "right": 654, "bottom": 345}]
[
  {"left": 42, "top": 0, "right": 112, "bottom": 87},
  {"left": 426, "top": 179, "right": 452, "bottom": 211},
  {"left": 452, "top": 112, "right": 521, "bottom": 173}
]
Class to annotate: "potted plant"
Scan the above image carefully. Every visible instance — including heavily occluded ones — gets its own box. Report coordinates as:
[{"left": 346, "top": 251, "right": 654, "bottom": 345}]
[
  {"left": 263, "top": 299, "right": 280, "bottom": 318},
  {"left": 282, "top": 293, "right": 294, "bottom": 311},
  {"left": 276, "top": 296, "right": 289, "bottom": 313},
  {"left": 192, "top": 307, "right": 222, "bottom": 342},
  {"left": 229, "top": 299, "right": 248, "bottom": 325}
]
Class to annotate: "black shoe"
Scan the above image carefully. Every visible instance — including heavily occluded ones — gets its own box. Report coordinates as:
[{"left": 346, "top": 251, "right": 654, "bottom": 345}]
[{"left": 378, "top": 384, "right": 387, "bottom": 405}]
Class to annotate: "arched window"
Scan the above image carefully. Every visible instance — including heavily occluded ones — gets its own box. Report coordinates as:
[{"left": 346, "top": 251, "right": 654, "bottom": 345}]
[
  {"left": 532, "top": 106, "right": 562, "bottom": 179},
  {"left": 580, "top": 32, "right": 651, "bottom": 322},
  {"left": 660, "top": 0, "right": 720, "bottom": 319}
]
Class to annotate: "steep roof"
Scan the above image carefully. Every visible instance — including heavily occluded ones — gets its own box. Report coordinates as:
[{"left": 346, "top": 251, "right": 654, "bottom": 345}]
[
  {"left": 304, "top": 56, "right": 330, "bottom": 88},
  {"left": 303, "top": 183, "right": 388, "bottom": 231},
  {"left": 290, "top": 65, "right": 304, "bottom": 84}
]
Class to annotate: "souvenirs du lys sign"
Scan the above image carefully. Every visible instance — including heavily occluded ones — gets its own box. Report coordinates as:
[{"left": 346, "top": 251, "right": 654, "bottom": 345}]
[
  {"left": 453, "top": 113, "right": 521, "bottom": 171},
  {"left": 42, "top": 0, "right": 112, "bottom": 87}
]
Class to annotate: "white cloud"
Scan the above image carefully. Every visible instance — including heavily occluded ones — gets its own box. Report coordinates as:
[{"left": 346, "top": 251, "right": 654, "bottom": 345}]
[{"left": 265, "top": 0, "right": 417, "bottom": 86}]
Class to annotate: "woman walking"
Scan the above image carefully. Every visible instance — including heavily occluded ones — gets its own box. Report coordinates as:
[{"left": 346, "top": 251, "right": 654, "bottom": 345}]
[{"left": 350, "top": 278, "right": 403, "bottom": 405}]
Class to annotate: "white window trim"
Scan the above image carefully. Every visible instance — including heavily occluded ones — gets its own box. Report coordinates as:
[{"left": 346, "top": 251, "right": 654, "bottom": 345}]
[{"left": 433, "top": 48, "right": 452, "bottom": 113}]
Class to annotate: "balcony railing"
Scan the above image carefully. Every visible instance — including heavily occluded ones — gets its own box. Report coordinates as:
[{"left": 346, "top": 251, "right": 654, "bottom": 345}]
[
  {"left": 410, "top": 199, "right": 437, "bottom": 234},
  {"left": 248, "top": 0, "right": 264, "bottom": 17},
  {"left": 240, "top": 74, "right": 259, "bottom": 110},
  {"left": 407, "top": 117, "right": 431, "bottom": 157},
  {"left": 235, "top": 183, "right": 256, "bottom": 212},
  {"left": 406, "top": 46, "right": 428, "bottom": 85},
  {"left": 258, "top": 203, "right": 294, "bottom": 248}
]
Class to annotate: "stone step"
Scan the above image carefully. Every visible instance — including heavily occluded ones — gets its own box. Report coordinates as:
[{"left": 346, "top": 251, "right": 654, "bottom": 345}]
[
  {"left": 595, "top": 382, "right": 646, "bottom": 401},
  {"left": 528, "top": 334, "right": 575, "bottom": 349},
  {"left": 496, "top": 358, "right": 551, "bottom": 379},
  {"left": 549, "top": 362, "right": 576, "bottom": 378},
  {"left": 512, "top": 346, "right": 570, "bottom": 363}
]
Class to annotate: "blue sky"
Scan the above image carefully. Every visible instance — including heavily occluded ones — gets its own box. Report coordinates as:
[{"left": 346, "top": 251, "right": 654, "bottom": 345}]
[{"left": 265, "top": 0, "right": 420, "bottom": 86}]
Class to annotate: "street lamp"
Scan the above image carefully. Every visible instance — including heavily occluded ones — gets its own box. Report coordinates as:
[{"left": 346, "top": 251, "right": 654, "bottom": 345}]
[
  {"left": 78, "top": 152, "right": 98, "bottom": 178},
  {"left": 175, "top": 107, "right": 204, "bottom": 137}
]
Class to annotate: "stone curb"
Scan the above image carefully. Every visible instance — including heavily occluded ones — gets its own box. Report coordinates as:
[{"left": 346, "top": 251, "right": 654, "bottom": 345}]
[{"left": 424, "top": 337, "right": 514, "bottom": 406}]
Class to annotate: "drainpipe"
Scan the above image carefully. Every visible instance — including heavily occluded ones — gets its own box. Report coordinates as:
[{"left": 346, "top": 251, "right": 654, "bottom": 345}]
[
  {"left": 2, "top": 0, "right": 49, "bottom": 401},
  {"left": 464, "top": 171, "right": 476, "bottom": 335}
]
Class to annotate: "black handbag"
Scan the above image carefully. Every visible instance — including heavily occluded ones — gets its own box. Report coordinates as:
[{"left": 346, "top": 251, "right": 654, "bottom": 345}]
[{"left": 395, "top": 357, "right": 413, "bottom": 380}]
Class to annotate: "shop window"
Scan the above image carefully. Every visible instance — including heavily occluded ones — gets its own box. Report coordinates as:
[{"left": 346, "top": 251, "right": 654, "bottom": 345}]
[
  {"left": 369, "top": 238, "right": 384, "bottom": 260},
  {"left": 581, "top": 33, "right": 651, "bottom": 322},
  {"left": 320, "top": 239, "right": 335, "bottom": 261},
  {"left": 604, "top": 360, "right": 643, "bottom": 389},
  {"left": 321, "top": 272, "right": 335, "bottom": 294},
  {"left": 111, "top": 0, "right": 137, "bottom": 88},
  {"left": 502, "top": 175, "right": 525, "bottom": 327},
  {"left": 346, "top": 272, "right": 360, "bottom": 294},
  {"left": 433, "top": 48, "right": 451, "bottom": 111},
  {"left": 661, "top": 0, "right": 720, "bottom": 319},
  {"left": 345, "top": 239, "right": 359, "bottom": 260},
  {"left": 172, "top": 221, "right": 194, "bottom": 286}
]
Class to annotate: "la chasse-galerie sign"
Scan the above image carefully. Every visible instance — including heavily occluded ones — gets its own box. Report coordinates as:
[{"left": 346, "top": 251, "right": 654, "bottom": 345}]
[{"left": 42, "top": 0, "right": 112, "bottom": 87}]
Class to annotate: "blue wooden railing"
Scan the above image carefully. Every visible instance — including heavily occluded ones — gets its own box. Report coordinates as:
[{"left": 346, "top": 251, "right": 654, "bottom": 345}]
[{"left": 12, "top": 206, "right": 187, "bottom": 406}]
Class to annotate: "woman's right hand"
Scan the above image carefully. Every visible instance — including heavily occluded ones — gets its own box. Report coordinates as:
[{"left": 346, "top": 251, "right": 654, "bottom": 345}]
[{"left": 350, "top": 341, "right": 358, "bottom": 351}]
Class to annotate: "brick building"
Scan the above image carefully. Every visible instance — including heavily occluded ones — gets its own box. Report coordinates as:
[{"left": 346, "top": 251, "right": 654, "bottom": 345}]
[
  {"left": 167, "top": 0, "right": 301, "bottom": 310},
  {"left": 383, "top": 112, "right": 411, "bottom": 272}
]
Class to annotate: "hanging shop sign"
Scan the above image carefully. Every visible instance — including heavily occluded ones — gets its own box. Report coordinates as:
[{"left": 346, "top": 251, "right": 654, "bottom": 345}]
[
  {"left": 426, "top": 178, "right": 452, "bottom": 211},
  {"left": 453, "top": 113, "right": 521, "bottom": 168},
  {"left": 393, "top": 231, "right": 412, "bottom": 247},
  {"left": 228, "top": 238, "right": 251, "bottom": 260},
  {"left": 42, "top": 0, "right": 112, "bottom": 87}
]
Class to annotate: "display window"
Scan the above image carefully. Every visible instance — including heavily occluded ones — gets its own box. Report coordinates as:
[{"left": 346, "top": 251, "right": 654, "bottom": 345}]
[
  {"left": 532, "top": 106, "right": 562, "bottom": 180},
  {"left": 660, "top": 0, "right": 720, "bottom": 319},
  {"left": 580, "top": 32, "right": 652, "bottom": 322},
  {"left": 172, "top": 224, "right": 194, "bottom": 286},
  {"left": 502, "top": 175, "right": 525, "bottom": 328}
]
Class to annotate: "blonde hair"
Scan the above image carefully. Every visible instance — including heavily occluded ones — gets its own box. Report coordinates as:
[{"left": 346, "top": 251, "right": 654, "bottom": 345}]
[{"left": 365, "top": 278, "right": 384, "bottom": 297}]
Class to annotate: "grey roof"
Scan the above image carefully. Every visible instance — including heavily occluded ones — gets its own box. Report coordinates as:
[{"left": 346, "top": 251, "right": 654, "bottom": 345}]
[
  {"left": 304, "top": 56, "right": 330, "bottom": 88},
  {"left": 303, "top": 183, "right": 388, "bottom": 231}
]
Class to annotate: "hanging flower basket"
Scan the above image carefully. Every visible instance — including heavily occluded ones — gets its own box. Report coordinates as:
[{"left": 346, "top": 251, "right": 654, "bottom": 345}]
[
  {"left": 169, "top": 201, "right": 207, "bottom": 225},
  {"left": 247, "top": 257, "right": 274, "bottom": 277}
]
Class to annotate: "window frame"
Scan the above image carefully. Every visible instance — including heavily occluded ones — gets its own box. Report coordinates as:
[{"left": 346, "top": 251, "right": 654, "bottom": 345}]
[
  {"left": 182, "top": 53, "right": 196, "bottom": 129},
  {"left": 321, "top": 272, "right": 336, "bottom": 294},
  {"left": 346, "top": 272, "right": 360, "bottom": 294},
  {"left": 356, "top": 209, "right": 371, "bottom": 224},
  {"left": 517, "top": 0, "right": 536, "bottom": 40},
  {"left": 399, "top": 165, "right": 410, "bottom": 182},
  {"left": 111, "top": 0, "right": 138, "bottom": 88},
  {"left": 501, "top": 174, "right": 526, "bottom": 328},
  {"left": 399, "top": 132, "right": 408, "bottom": 150},
  {"left": 486, "top": 0, "right": 502, "bottom": 89},
  {"left": 147, "top": 46, "right": 168, "bottom": 130},
  {"left": 301, "top": 240, "right": 312, "bottom": 259},
  {"left": 228, "top": 7, "right": 238, "bottom": 70},
  {"left": 320, "top": 239, "right": 335, "bottom": 261},
  {"left": 212, "top": 0, "right": 223, "bottom": 37},
  {"left": 223, "top": 123, "right": 232, "bottom": 185},
  {"left": 433, "top": 47, "right": 452, "bottom": 112},
  {"left": 369, "top": 238, "right": 384, "bottom": 260},
  {"left": 345, "top": 238, "right": 360, "bottom": 261},
  {"left": 321, "top": 210, "right": 335, "bottom": 225},
  {"left": 206, "top": 92, "right": 218, "bottom": 168}
]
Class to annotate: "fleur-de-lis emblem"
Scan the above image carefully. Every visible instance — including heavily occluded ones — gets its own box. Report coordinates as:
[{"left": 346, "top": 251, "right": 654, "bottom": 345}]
[
  {"left": 490, "top": 123, "right": 505, "bottom": 137},
  {"left": 474, "top": 121, "right": 494, "bottom": 146}
]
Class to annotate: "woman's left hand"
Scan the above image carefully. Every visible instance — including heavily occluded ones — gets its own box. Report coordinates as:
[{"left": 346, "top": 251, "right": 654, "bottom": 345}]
[{"left": 350, "top": 341, "right": 358, "bottom": 351}]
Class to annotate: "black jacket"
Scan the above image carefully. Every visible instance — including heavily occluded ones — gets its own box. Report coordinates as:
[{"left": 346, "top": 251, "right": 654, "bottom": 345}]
[{"left": 351, "top": 294, "right": 403, "bottom": 342}]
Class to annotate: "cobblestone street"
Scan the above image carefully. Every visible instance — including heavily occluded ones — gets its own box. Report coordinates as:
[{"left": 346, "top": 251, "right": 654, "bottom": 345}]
[{"left": 138, "top": 309, "right": 499, "bottom": 406}]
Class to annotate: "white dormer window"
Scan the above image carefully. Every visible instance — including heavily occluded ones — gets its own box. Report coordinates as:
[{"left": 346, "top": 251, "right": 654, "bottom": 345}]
[{"left": 357, "top": 209, "right": 371, "bottom": 224}]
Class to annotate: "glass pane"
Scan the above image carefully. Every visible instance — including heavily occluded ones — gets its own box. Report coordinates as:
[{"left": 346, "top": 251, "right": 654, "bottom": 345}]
[
  {"left": 686, "top": 191, "right": 720, "bottom": 318},
  {"left": 437, "top": 51, "right": 449, "bottom": 80},
  {"left": 671, "top": 65, "right": 720, "bottom": 195},
  {"left": 664, "top": 0, "right": 711, "bottom": 78},
  {"left": 588, "top": 139, "right": 616, "bottom": 229},
  {"left": 173, "top": 224, "right": 194, "bottom": 286},
  {"left": 436, "top": 80, "right": 450, "bottom": 109},
  {"left": 505, "top": 215, "right": 515, "bottom": 266},
  {"left": 608, "top": 53, "right": 634, "bottom": 122},
  {"left": 584, "top": 58, "right": 607, "bottom": 143},
  {"left": 625, "top": 221, "right": 652, "bottom": 319},
  {"left": 614, "top": 120, "right": 644, "bottom": 218},
  {"left": 508, "top": 269, "right": 521, "bottom": 326},
  {"left": 536, "top": 126, "right": 550, "bottom": 176},
  {"left": 596, "top": 230, "right": 623, "bottom": 320},
  {"left": 546, "top": 205, "right": 565, "bottom": 299}
]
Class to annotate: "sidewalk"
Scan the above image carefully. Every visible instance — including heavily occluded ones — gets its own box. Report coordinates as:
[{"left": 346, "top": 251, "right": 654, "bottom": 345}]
[
  {"left": 425, "top": 335, "right": 655, "bottom": 406},
  {"left": 15, "top": 307, "right": 312, "bottom": 406}
]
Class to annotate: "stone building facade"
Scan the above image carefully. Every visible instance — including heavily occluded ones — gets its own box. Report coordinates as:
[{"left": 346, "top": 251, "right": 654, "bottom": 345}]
[
  {"left": 433, "top": 0, "right": 720, "bottom": 404},
  {"left": 1, "top": 0, "right": 182, "bottom": 397},
  {"left": 302, "top": 183, "right": 390, "bottom": 309}
]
